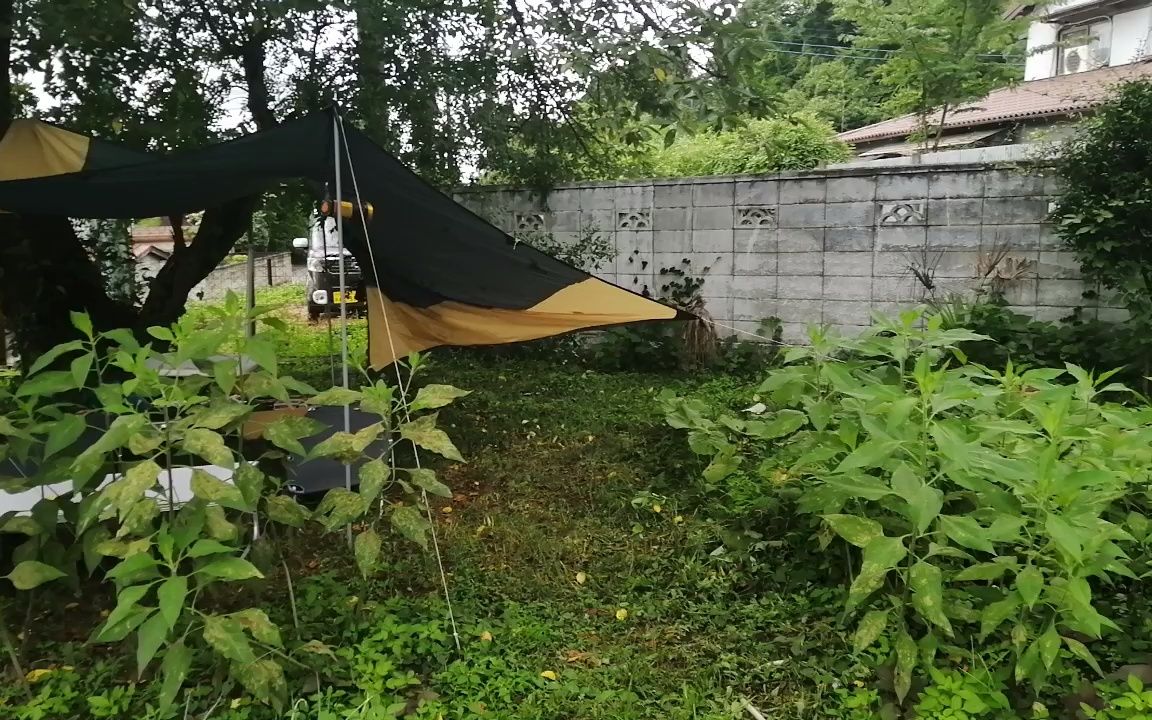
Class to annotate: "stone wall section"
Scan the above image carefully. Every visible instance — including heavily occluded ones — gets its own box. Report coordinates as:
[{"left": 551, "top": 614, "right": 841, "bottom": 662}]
[{"left": 456, "top": 160, "right": 1118, "bottom": 342}]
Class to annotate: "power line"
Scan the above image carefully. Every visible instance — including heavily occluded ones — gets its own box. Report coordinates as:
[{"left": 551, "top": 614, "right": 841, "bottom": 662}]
[
  {"left": 758, "top": 37, "right": 1025, "bottom": 60},
  {"left": 752, "top": 44, "right": 1024, "bottom": 64}
]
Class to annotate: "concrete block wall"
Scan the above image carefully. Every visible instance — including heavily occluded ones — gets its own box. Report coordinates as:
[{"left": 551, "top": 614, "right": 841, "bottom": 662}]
[
  {"left": 456, "top": 160, "right": 1121, "bottom": 343},
  {"left": 188, "top": 252, "right": 295, "bottom": 303}
]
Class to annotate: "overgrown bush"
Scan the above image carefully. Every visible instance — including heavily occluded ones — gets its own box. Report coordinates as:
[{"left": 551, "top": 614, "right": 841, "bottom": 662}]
[
  {"left": 1052, "top": 79, "right": 1152, "bottom": 377},
  {"left": 649, "top": 114, "right": 851, "bottom": 177},
  {"left": 0, "top": 293, "right": 467, "bottom": 712},
  {"left": 662, "top": 311, "right": 1152, "bottom": 716}
]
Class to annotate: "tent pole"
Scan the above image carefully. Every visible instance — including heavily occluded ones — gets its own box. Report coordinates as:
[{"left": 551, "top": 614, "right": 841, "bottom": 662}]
[
  {"left": 333, "top": 112, "right": 354, "bottom": 547},
  {"left": 245, "top": 215, "right": 256, "bottom": 338}
]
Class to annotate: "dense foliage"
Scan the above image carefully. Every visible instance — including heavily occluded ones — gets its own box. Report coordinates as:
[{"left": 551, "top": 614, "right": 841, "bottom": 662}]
[
  {"left": 662, "top": 312, "right": 1152, "bottom": 717},
  {"left": 1052, "top": 80, "right": 1152, "bottom": 376},
  {"left": 0, "top": 293, "right": 468, "bottom": 712}
]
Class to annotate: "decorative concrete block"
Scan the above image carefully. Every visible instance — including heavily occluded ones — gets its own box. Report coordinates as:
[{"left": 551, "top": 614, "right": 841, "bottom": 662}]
[
  {"left": 926, "top": 198, "right": 983, "bottom": 226},
  {"left": 1037, "top": 251, "right": 1081, "bottom": 279},
  {"left": 877, "top": 173, "right": 929, "bottom": 201},
  {"left": 653, "top": 207, "right": 690, "bottom": 231},
  {"left": 827, "top": 176, "right": 877, "bottom": 203},
  {"left": 735, "top": 206, "right": 776, "bottom": 229},
  {"left": 778, "top": 275, "right": 823, "bottom": 300},
  {"left": 879, "top": 202, "right": 926, "bottom": 225},
  {"left": 928, "top": 171, "right": 985, "bottom": 198},
  {"left": 981, "top": 224, "right": 1042, "bottom": 251},
  {"left": 733, "top": 297, "right": 780, "bottom": 322},
  {"left": 736, "top": 180, "right": 780, "bottom": 206},
  {"left": 823, "top": 275, "right": 872, "bottom": 301},
  {"left": 779, "top": 178, "right": 826, "bottom": 204},
  {"left": 778, "top": 252, "right": 823, "bottom": 276},
  {"left": 778, "top": 299, "right": 824, "bottom": 324},
  {"left": 653, "top": 230, "right": 692, "bottom": 253},
  {"left": 734, "top": 228, "right": 776, "bottom": 254},
  {"left": 824, "top": 252, "right": 873, "bottom": 277},
  {"left": 692, "top": 206, "right": 734, "bottom": 231},
  {"left": 616, "top": 209, "right": 652, "bottom": 230},
  {"left": 734, "top": 252, "right": 778, "bottom": 276},
  {"left": 1036, "top": 278, "right": 1089, "bottom": 307},
  {"left": 927, "top": 226, "right": 982, "bottom": 249},
  {"left": 875, "top": 226, "right": 926, "bottom": 251},
  {"left": 692, "top": 182, "right": 735, "bottom": 207},
  {"left": 825, "top": 227, "right": 875, "bottom": 252},
  {"left": 730, "top": 275, "right": 777, "bottom": 300},
  {"left": 778, "top": 228, "right": 824, "bottom": 252},
  {"left": 654, "top": 182, "right": 693, "bottom": 208},
  {"left": 826, "top": 201, "right": 876, "bottom": 227},
  {"left": 824, "top": 300, "right": 872, "bottom": 325},
  {"left": 778, "top": 203, "right": 827, "bottom": 229},
  {"left": 984, "top": 169, "right": 1048, "bottom": 198},
  {"left": 692, "top": 229, "right": 734, "bottom": 253},
  {"left": 513, "top": 212, "right": 547, "bottom": 232}
]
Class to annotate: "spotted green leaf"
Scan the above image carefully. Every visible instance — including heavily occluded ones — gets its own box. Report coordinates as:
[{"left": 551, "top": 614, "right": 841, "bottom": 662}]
[
  {"left": 406, "top": 468, "right": 452, "bottom": 498},
  {"left": 391, "top": 504, "right": 431, "bottom": 549},
  {"left": 4, "top": 560, "right": 66, "bottom": 590},
  {"left": 354, "top": 529, "right": 382, "bottom": 578},
  {"left": 853, "top": 609, "right": 889, "bottom": 653},
  {"left": 823, "top": 514, "right": 883, "bottom": 548},
  {"left": 182, "top": 428, "right": 234, "bottom": 468},
  {"left": 847, "top": 535, "right": 906, "bottom": 612},
  {"left": 399, "top": 414, "right": 464, "bottom": 462},
  {"left": 910, "top": 560, "right": 952, "bottom": 635},
  {"left": 894, "top": 630, "right": 917, "bottom": 702},
  {"left": 410, "top": 384, "right": 471, "bottom": 412},
  {"left": 202, "top": 615, "right": 256, "bottom": 663}
]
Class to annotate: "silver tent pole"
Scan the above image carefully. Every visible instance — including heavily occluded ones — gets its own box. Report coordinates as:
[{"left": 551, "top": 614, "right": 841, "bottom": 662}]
[
  {"left": 333, "top": 111, "right": 354, "bottom": 546},
  {"left": 245, "top": 214, "right": 256, "bottom": 338}
]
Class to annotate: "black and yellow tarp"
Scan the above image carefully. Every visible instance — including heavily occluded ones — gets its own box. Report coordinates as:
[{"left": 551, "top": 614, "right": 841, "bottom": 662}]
[{"left": 0, "top": 110, "right": 683, "bottom": 367}]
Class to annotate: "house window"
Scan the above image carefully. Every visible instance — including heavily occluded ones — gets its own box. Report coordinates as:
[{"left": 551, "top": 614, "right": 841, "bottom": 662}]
[{"left": 1057, "top": 19, "right": 1112, "bottom": 74}]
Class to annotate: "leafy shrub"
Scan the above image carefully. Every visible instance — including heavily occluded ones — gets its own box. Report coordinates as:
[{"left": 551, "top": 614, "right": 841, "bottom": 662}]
[
  {"left": 1086, "top": 676, "right": 1152, "bottom": 720},
  {"left": 649, "top": 114, "right": 851, "bottom": 177},
  {"left": 662, "top": 311, "right": 1152, "bottom": 709},
  {"left": 0, "top": 293, "right": 468, "bottom": 711},
  {"left": 914, "top": 667, "right": 1012, "bottom": 720},
  {"left": 1053, "top": 79, "right": 1152, "bottom": 369},
  {"left": 933, "top": 298, "right": 1146, "bottom": 394}
]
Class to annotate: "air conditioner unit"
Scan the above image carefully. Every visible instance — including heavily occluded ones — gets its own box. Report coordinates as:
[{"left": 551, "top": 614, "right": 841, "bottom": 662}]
[{"left": 1061, "top": 46, "right": 1087, "bottom": 74}]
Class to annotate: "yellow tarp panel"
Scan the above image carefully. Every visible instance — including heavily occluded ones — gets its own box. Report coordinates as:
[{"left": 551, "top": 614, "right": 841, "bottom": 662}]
[
  {"left": 367, "top": 280, "right": 678, "bottom": 368},
  {"left": 0, "top": 120, "right": 90, "bottom": 181}
]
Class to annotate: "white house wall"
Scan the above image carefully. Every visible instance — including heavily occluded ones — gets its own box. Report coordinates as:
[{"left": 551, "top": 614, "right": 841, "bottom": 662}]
[
  {"left": 1109, "top": 5, "right": 1152, "bottom": 65},
  {"left": 1025, "top": 22, "right": 1060, "bottom": 80}
]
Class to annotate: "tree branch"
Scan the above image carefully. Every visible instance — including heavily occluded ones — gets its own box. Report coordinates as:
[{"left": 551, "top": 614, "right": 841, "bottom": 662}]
[{"left": 0, "top": 0, "right": 14, "bottom": 133}]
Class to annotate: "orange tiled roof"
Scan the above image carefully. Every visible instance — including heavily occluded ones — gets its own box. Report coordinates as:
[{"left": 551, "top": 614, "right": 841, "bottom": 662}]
[{"left": 838, "top": 59, "right": 1152, "bottom": 145}]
